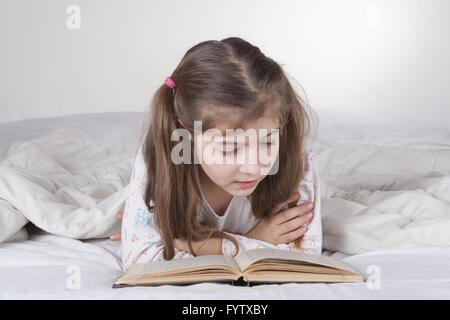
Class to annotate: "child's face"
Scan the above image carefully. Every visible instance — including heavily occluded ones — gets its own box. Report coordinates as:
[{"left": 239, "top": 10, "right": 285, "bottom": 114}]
[{"left": 195, "top": 116, "right": 280, "bottom": 197}]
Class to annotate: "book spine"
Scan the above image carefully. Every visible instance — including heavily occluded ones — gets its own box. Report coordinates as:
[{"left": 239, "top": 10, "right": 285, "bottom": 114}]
[{"left": 231, "top": 276, "right": 250, "bottom": 287}]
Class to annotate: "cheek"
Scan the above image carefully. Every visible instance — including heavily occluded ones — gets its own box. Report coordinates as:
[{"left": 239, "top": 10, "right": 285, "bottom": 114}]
[{"left": 268, "top": 144, "right": 280, "bottom": 163}]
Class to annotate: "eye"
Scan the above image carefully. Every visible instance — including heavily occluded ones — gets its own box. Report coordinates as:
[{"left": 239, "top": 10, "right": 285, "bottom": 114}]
[
  {"left": 260, "top": 140, "right": 275, "bottom": 147},
  {"left": 221, "top": 141, "right": 275, "bottom": 155},
  {"left": 222, "top": 147, "right": 238, "bottom": 155},
  {"left": 216, "top": 142, "right": 237, "bottom": 155}
]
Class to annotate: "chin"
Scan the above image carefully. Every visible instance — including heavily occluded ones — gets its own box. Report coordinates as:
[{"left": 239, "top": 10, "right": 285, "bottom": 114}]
[{"left": 227, "top": 184, "right": 258, "bottom": 196}]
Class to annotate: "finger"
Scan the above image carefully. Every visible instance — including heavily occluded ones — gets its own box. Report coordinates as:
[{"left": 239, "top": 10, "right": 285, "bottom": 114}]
[
  {"left": 110, "top": 232, "right": 121, "bottom": 241},
  {"left": 270, "top": 192, "right": 300, "bottom": 215},
  {"left": 279, "top": 212, "right": 313, "bottom": 234},
  {"left": 279, "top": 226, "right": 308, "bottom": 244},
  {"left": 274, "top": 201, "right": 314, "bottom": 225},
  {"left": 116, "top": 211, "right": 124, "bottom": 219}
]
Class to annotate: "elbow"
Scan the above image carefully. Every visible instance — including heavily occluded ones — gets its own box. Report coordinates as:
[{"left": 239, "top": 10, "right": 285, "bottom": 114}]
[{"left": 121, "top": 242, "right": 164, "bottom": 271}]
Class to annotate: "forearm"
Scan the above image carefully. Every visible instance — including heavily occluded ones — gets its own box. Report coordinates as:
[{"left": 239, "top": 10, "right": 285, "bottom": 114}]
[
  {"left": 175, "top": 237, "right": 223, "bottom": 256},
  {"left": 221, "top": 230, "right": 306, "bottom": 257},
  {"left": 196, "top": 237, "right": 223, "bottom": 255},
  {"left": 224, "top": 225, "right": 321, "bottom": 255}
]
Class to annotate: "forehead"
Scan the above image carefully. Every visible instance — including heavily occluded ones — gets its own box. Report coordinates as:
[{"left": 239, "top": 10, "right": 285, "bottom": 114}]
[
  {"left": 201, "top": 116, "right": 280, "bottom": 142},
  {"left": 220, "top": 116, "right": 279, "bottom": 132},
  {"left": 198, "top": 90, "right": 283, "bottom": 131}
]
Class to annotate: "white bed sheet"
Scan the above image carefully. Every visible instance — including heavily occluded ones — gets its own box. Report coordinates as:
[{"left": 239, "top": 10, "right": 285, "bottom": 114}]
[
  {"left": 0, "top": 110, "right": 449, "bottom": 299},
  {"left": 0, "top": 228, "right": 449, "bottom": 299}
]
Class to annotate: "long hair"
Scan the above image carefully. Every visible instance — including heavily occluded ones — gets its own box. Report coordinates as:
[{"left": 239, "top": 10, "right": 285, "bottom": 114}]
[{"left": 142, "top": 37, "right": 313, "bottom": 260}]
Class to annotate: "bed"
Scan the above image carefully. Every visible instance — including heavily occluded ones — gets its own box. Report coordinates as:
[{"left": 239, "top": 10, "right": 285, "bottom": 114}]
[{"left": 0, "top": 109, "right": 449, "bottom": 299}]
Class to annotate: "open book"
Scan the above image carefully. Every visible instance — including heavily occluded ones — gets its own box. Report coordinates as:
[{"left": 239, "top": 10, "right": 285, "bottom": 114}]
[{"left": 113, "top": 248, "right": 364, "bottom": 287}]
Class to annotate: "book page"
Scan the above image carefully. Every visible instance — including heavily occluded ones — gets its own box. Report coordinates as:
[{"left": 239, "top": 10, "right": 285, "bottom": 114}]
[
  {"left": 124, "top": 254, "right": 240, "bottom": 276},
  {"left": 234, "top": 248, "right": 360, "bottom": 275}
]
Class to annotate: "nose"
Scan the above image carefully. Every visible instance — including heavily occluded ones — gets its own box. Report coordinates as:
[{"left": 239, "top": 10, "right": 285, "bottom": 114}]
[
  {"left": 238, "top": 143, "right": 261, "bottom": 176},
  {"left": 239, "top": 162, "right": 261, "bottom": 176}
]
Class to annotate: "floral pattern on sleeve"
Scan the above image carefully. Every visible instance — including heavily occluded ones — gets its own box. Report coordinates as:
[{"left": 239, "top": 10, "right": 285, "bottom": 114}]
[{"left": 120, "top": 143, "right": 194, "bottom": 271}]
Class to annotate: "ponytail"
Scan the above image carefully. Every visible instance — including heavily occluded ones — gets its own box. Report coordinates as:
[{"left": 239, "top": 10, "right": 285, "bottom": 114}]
[{"left": 143, "top": 79, "right": 240, "bottom": 260}]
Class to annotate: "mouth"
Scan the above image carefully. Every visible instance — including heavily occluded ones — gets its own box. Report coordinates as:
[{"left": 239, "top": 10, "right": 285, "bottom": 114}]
[{"left": 234, "top": 179, "right": 259, "bottom": 190}]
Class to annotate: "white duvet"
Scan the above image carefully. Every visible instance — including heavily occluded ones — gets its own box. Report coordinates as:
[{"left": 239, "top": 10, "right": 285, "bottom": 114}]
[
  {"left": 0, "top": 128, "right": 133, "bottom": 243},
  {"left": 316, "top": 110, "right": 450, "bottom": 253},
  {"left": 0, "top": 109, "right": 449, "bottom": 256}
]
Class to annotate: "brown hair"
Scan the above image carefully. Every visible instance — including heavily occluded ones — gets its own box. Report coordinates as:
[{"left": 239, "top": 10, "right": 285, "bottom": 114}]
[{"left": 141, "top": 37, "right": 313, "bottom": 260}]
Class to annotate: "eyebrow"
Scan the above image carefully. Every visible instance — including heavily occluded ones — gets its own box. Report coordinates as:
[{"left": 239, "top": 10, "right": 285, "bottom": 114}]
[{"left": 213, "top": 130, "right": 276, "bottom": 144}]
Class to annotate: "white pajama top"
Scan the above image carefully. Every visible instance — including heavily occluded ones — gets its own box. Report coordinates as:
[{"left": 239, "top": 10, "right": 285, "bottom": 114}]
[{"left": 120, "top": 144, "right": 322, "bottom": 271}]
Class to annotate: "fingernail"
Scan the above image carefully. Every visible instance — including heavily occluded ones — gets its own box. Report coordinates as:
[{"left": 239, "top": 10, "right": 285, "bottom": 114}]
[
  {"left": 307, "top": 212, "right": 313, "bottom": 218},
  {"left": 307, "top": 202, "right": 313, "bottom": 208}
]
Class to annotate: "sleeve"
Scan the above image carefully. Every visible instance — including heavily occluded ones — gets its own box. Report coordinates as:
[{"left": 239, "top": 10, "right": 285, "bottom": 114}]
[
  {"left": 221, "top": 148, "right": 323, "bottom": 256},
  {"left": 120, "top": 143, "right": 195, "bottom": 271}
]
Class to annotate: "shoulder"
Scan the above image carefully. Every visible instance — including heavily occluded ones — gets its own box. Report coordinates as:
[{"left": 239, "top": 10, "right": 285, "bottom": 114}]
[
  {"left": 297, "top": 148, "right": 318, "bottom": 202},
  {"left": 131, "top": 143, "right": 147, "bottom": 183},
  {"left": 301, "top": 148, "right": 316, "bottom": 179}
]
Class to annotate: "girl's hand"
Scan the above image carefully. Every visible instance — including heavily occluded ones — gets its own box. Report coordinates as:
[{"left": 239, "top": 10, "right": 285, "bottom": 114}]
[
  {"left": 110, "top": 211, "right": 123, "bottom": 241},
  {"left": 245, "top": 192, "right": 314, "bottom": 245}
]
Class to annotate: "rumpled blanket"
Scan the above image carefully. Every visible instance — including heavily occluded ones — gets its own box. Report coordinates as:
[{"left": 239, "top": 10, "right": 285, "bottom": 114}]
[
  {"left": 319, "top": 136, "right": 450, "bottom": 254},
  {"left": 0, "top": 128, "right": 133, "bottom": 242}
]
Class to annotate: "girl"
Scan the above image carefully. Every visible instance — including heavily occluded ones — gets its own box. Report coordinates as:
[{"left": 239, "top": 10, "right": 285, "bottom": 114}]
[{"left": 116, "top": 37, "right": 322, "bottom": 271}]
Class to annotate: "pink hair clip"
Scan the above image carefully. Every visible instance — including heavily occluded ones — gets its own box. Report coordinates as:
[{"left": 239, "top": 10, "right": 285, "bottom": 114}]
[{"left": 164, "top": 76, "right": 176, "bottom": 89}]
